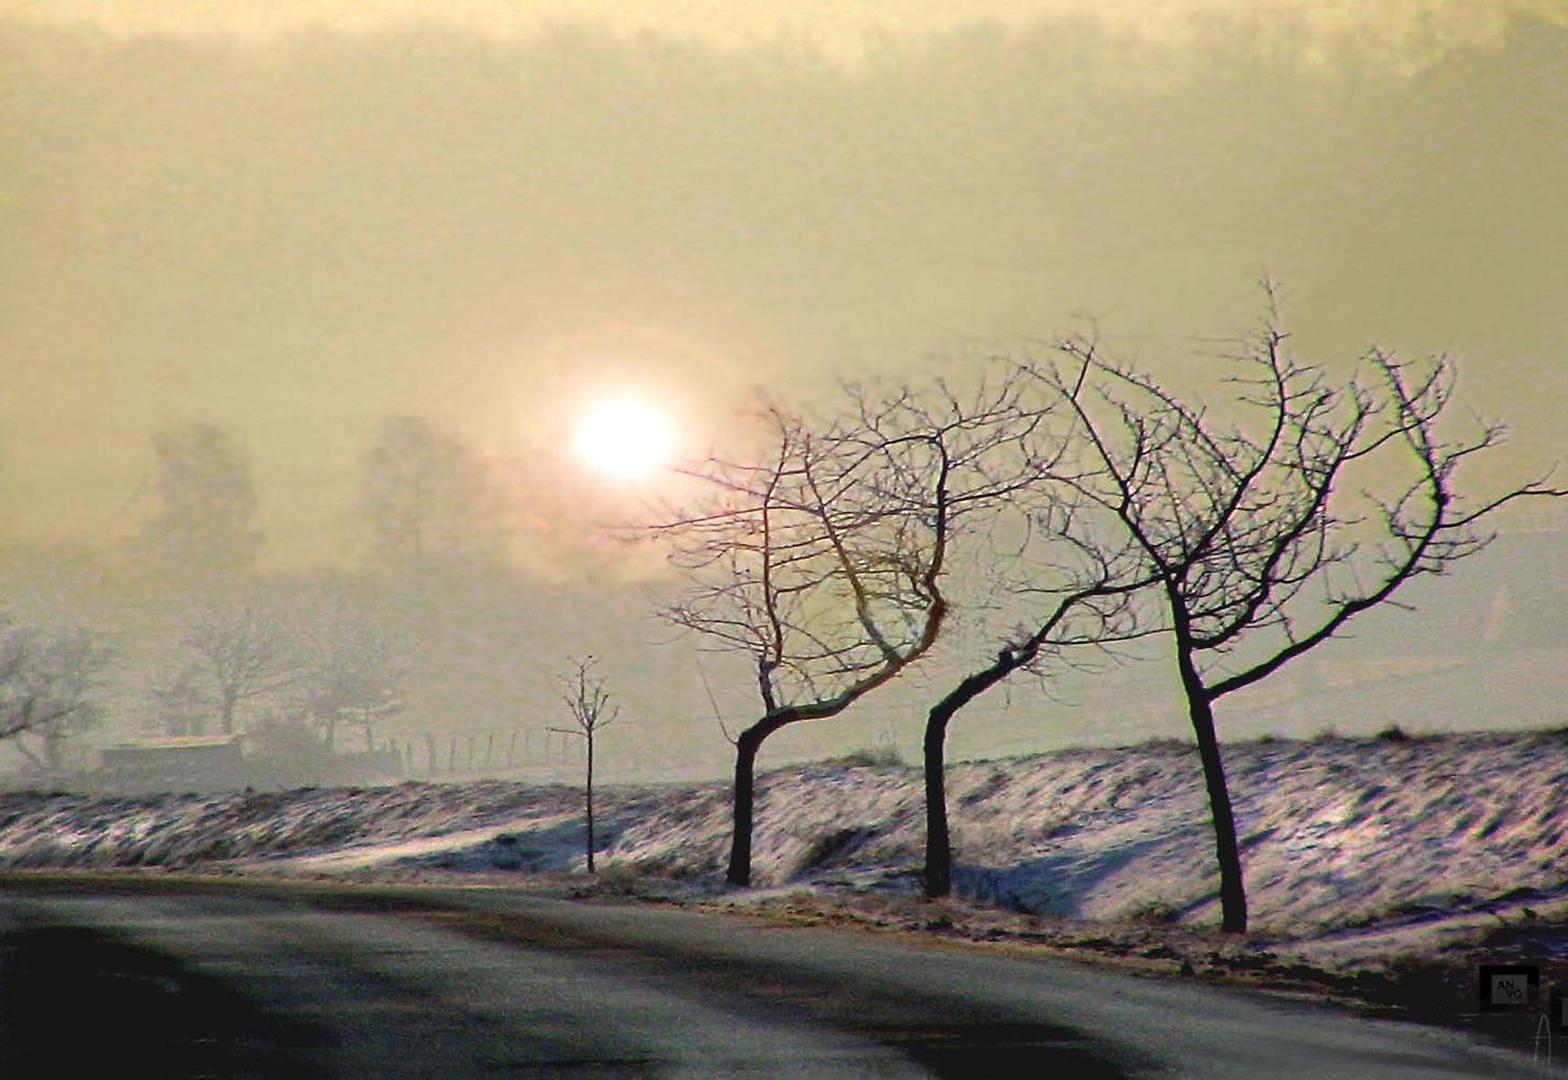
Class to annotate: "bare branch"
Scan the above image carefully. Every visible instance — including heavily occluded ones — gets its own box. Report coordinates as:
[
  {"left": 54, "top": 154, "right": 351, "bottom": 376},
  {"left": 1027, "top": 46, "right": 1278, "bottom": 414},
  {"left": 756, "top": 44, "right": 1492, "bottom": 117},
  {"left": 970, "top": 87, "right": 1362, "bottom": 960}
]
[{"left": 652, "top": 371, "right": 1048, "bottom": 885}]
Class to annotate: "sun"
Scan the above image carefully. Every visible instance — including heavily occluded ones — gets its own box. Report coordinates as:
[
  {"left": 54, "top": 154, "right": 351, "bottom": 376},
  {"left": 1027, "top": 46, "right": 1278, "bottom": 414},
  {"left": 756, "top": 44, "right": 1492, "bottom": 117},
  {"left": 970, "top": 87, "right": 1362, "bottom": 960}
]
[{"left": 572, "top": 396, "right": 677, "bottom": 479}]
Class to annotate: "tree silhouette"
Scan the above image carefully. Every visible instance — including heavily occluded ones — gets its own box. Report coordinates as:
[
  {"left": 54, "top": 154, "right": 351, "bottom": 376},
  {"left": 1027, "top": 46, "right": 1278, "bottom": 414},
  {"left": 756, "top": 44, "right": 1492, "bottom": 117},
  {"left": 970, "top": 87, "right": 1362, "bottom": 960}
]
[
  {"left": 551, "top": 655, "right": 619, "bottom": 874},
  {"left": 360, "top": 416, "right": 512, "bottom": 578},
  {"left": 132, "top": 422, "right": 263, "bottom": 578},
  {"left": 143, "top": 662, "right": 209, "bottom": 736},
  {"left": 299, "top": 619, "right": 404, "bottom": 752},
  {"left": 659, "top": 378, "right": 1039, "bottom": 887},
  {"left": 179, "top": 605, "right": 303, "bottom": 736},
  {"left": 1037, "top": 294, "right": 1565, "bottom": 932},
  {"left": 921, "top": 502, "right": 1154, "bottom": 898},
  {"left": 0, "top": 617, "right": 115, "bottom": 773}
]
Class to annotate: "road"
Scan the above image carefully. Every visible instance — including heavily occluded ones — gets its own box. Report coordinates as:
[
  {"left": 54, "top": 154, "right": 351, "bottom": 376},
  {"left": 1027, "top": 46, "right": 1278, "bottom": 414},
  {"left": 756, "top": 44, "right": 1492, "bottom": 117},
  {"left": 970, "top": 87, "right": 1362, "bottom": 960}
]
[{"left": 0, "top": 877, "right": 1543, "bottom": 1078}]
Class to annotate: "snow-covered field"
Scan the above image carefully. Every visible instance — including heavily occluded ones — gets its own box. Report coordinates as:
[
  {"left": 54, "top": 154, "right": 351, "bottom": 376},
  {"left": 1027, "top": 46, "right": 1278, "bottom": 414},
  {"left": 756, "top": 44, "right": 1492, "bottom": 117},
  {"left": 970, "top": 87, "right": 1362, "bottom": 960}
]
[{"left": 3, "top": 729, "right": 1566, "bottom": 1026}]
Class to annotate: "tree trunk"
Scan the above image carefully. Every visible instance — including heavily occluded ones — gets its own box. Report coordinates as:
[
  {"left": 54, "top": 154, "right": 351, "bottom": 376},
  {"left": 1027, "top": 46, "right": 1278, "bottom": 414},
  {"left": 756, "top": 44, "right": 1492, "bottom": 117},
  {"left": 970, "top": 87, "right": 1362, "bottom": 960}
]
[
  {"left": 726, "top": 726, "right": 763, "bottom": 886},
  {"left": 585, "top": 733, "right": 596, "bottom": 874},
  {"left": 1175, "top": 642, "right": 1247, "bottom": 933},
  {"left": 923, "top": 709, "right": 954, "bottom": 898},
  {"left": 923, "top": 662, "right": 1016, "bottom": 898},
  {"left": 220, "top": 691, "right": 237, "bottom": 735}
]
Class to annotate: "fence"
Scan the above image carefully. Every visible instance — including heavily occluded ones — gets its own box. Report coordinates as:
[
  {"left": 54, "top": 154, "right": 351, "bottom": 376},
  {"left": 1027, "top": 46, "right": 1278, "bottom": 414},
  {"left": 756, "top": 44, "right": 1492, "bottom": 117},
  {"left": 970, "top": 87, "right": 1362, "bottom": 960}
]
[{"left": 378, "top": 727, "right": 585, "bottom": 780}]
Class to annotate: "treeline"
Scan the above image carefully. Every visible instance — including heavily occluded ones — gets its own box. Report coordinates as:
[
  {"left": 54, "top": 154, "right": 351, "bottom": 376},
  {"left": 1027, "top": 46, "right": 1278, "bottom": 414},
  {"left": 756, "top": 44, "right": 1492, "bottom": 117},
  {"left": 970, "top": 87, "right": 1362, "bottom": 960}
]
[
  {"left": 120, "top": 416, "right": 533, "bottom": 582},
  {"left": 0, "top": 413, "right": 619, "bottom": 783}
]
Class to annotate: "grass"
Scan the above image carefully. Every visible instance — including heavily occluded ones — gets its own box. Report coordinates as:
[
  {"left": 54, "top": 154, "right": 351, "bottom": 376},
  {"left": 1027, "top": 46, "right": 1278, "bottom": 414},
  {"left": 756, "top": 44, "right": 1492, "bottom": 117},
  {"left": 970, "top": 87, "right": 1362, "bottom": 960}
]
[
  {"left": 1128, "top": 899, "right": 1183, "bottom": 926},
  {"left": 831, "top": 741, "right": 907, "bottom": 769}
]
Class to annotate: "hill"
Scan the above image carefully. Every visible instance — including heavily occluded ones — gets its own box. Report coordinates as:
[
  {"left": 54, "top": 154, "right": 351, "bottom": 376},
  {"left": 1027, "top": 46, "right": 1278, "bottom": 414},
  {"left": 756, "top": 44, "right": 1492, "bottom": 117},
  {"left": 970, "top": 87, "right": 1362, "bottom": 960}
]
[{"left": 9, "top": 728, "right": 1568, "bottom": 1048}]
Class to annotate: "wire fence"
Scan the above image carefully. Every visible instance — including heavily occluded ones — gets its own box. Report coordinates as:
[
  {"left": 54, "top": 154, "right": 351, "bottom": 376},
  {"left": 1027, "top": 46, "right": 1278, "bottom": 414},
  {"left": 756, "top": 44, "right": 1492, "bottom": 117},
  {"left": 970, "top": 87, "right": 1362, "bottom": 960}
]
[{"left": 379, "top": 726, "right": 586, "bottom": 780}]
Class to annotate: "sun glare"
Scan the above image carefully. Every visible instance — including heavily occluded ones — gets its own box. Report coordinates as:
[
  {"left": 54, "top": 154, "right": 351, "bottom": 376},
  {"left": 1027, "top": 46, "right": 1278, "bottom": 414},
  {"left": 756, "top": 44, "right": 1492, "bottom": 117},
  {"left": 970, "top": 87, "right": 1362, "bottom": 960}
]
[{"left": 572, "top": 396, "right": 677, "bottom": 479}]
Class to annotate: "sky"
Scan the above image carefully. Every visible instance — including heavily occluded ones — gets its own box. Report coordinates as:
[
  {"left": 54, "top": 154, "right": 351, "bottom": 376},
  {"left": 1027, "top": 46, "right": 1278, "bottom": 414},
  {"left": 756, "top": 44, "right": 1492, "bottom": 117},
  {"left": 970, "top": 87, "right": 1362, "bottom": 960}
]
[
  {"left": 5, "top": 0, "right": 1562, "bottom": 54},
  {"left": 3, "top": 0, "right": 1566, "bottom": 564},
  {"left": 0, "top": 1, "right": 1565, "bottom": 771}
]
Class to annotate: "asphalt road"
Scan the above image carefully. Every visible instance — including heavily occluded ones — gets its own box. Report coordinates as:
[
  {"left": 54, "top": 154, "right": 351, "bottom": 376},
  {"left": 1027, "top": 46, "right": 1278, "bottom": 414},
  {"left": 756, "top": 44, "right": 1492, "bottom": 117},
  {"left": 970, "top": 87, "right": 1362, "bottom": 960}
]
[{"left": 0, "top": 878, "right": 1544, "bottom": 1078}]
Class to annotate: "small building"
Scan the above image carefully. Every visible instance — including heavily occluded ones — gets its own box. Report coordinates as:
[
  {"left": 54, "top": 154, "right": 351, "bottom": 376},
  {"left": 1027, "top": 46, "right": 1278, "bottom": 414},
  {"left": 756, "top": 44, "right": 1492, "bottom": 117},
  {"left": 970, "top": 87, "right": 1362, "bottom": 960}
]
[{"left": 100, "top": 734, "right": 247, "bottom": 793}]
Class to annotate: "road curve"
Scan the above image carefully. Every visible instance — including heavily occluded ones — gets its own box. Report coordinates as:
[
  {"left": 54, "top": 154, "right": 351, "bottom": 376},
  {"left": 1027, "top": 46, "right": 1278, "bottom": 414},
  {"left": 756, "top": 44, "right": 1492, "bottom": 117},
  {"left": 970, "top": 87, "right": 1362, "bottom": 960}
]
[{"left": 0, "top": 878, "right": 1542, "bottom": 1078}]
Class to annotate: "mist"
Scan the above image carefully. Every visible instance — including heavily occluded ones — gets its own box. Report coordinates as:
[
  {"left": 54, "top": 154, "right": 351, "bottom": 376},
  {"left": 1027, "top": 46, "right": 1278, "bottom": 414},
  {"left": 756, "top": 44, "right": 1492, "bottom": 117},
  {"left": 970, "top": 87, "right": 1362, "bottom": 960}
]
[{"left": 1, "top": 3, "right": 1564, "bottom": 784}]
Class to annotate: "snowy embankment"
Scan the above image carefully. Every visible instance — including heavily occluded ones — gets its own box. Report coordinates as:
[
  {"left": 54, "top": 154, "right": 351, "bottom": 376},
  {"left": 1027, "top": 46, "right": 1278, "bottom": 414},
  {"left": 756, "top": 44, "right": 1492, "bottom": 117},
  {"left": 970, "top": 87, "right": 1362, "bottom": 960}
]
[{"left": 3, "top": 730, "right": 1565, "bottom": 941}]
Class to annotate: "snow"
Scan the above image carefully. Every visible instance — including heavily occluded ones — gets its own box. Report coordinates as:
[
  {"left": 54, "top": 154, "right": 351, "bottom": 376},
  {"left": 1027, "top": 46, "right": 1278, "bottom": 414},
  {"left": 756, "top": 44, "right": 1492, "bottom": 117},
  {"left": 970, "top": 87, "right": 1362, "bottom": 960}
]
[{"left": 3, "top": 730, "right": 1566, "bottom": 979}]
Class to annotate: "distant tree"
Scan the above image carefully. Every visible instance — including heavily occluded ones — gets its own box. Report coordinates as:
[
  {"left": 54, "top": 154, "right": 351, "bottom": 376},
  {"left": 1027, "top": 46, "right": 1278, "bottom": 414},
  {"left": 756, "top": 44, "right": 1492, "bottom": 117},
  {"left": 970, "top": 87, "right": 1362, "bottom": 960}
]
[
  {"left": 179, "top": 605, "right": 303, "bottom": 736},
  {"left": 657, "top": 377, "right": 1039, "bottom": 887},
  {"left": 299, "top": 619, "right": 405, "bottom": 751},
  {"left": 359, "top": 416, "right": 513, "bottom": 577},
  {"left": 131, "top": 422, "right": 263, "bottom": 578},
  {"left": 1037, "top": 293, "right": 1565, "bottom": 933},
  {"left": 550, "top": 655, "right": 619, "bottom": 874},
  {"left": 144, "top": 662, "right": 210, "bottom": 736},
  {"left": 0, "top": 616, "right": 115, "bottom": 773}
]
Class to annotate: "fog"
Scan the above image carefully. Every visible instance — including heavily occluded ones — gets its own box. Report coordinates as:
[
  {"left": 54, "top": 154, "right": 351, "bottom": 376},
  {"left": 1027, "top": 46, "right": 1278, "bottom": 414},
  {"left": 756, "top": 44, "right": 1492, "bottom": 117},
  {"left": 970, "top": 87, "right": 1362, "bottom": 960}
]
[{"left": 1, "top": 2, "right": 1564, "bottom": 784}]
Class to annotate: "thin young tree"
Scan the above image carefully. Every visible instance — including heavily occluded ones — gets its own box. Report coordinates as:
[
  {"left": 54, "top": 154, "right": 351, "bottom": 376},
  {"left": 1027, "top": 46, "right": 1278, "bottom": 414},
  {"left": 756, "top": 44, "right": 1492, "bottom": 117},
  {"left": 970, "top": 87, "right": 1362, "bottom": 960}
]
[
  {"left": 551, "top": 655, "right": 619, "bottom": 874},
  {"left": 658, "top": 376, "right": 1041, "bottom": 887},
  {"left": 1036, "top": 294, "right": 1564, "bottom": 932}
]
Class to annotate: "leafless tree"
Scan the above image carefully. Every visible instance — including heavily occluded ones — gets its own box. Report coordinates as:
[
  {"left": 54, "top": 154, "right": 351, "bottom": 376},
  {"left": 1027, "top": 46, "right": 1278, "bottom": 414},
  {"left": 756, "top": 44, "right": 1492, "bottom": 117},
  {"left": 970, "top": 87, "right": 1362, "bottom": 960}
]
[
  {"left": 1034, "top": 292, "right": 1565, "bottom": 932},
  {"left": 144, "top": 662, "right": 210, "bottom": 736},
  {"left": 0, "top": 617, "right": 115, "bottom": 773},
  {"left": 180, "top": 605, "right": 303, "bottom": 736},
  {"left": 299, "top": 620, "right": 405, "bottom": 752},
  {"left": 551, "top": 655, "right": 619, "bottom": 874},
  {"left": 656, "top": 375, "right": 1042, "bottom": 887},
  {"left": 921, "top": 491, "right": 1156, "bottom": 897}
]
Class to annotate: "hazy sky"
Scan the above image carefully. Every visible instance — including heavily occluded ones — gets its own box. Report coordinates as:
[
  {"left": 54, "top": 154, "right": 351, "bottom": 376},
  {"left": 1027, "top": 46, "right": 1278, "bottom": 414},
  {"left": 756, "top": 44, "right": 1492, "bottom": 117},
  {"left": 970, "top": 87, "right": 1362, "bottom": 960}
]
[
  {"left": 6, "top": 0, "right": 1561, "bottom": 54},
  {"left": 2, "top": 0, "right": 1565, "bottom": 567},
  {"left": 2, "top": 0, "right": 1566, "bottom": 775}
]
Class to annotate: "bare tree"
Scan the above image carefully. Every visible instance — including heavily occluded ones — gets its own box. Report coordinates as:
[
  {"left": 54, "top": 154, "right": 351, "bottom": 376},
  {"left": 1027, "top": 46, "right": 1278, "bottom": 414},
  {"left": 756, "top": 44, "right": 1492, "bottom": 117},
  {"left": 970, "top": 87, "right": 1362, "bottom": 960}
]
[
  {"left": 551, "top": 655, "right": 619, "bottom": 874},
  {"left": 921, "top": 495, "right": 1156, "bottom": 897},
  {"left": 180, "top": 605, "right": 303, "bottom": 736},
  {"left": 0, "top": 617, "right": 115, "bottom": 773},
  {"left": 299, "top": 620, "right": 405, "bottom": 752},
  {"left": 1035, "top": 294, "right": 1565, "bottom": 932},
  {"left": 144, "top": 662, "right": 210, "bottom": 736},
  {"left": 657, "top": 376, "right": 1041, "bottom": 887}
]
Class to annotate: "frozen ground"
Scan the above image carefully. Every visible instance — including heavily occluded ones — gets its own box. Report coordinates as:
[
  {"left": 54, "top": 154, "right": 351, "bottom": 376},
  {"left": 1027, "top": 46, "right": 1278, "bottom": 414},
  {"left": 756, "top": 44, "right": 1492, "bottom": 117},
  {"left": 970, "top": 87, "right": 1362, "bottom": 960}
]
[{"left": 3, "top": 730, "right": 1567, "bottom": 1039}]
